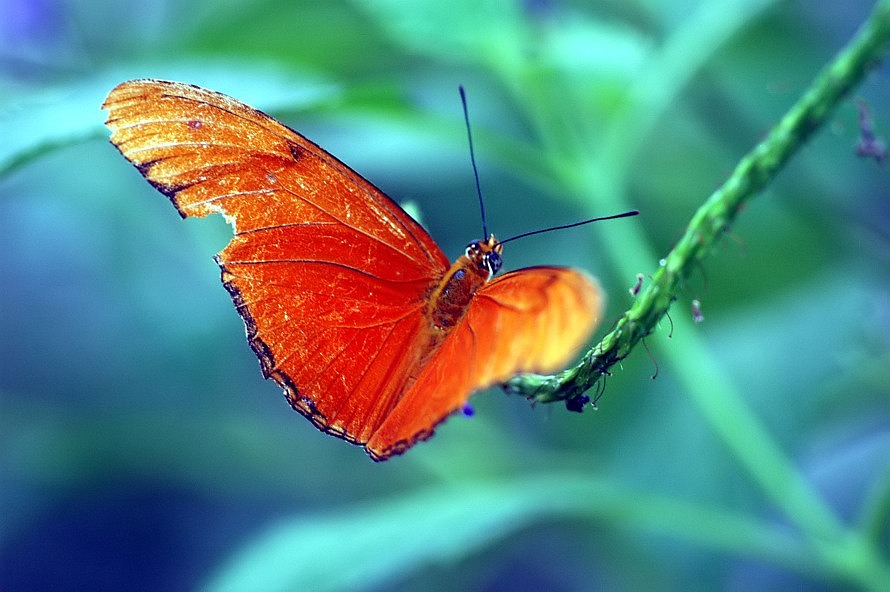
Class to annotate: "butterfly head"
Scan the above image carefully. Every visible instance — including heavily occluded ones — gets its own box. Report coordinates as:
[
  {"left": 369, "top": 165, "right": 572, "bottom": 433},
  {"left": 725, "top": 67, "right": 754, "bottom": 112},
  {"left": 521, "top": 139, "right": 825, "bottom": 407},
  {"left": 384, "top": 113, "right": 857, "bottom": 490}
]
[{"left": 465, "top": 234, "right": 503, "bottom": 278}]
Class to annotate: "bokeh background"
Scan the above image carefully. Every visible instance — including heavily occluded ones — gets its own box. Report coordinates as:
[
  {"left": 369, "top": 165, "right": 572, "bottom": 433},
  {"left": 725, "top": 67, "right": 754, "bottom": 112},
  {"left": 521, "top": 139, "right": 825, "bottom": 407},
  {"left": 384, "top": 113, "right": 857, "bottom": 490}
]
[{"left": 2, "top": 1, "right": 889, "bottom": 590}]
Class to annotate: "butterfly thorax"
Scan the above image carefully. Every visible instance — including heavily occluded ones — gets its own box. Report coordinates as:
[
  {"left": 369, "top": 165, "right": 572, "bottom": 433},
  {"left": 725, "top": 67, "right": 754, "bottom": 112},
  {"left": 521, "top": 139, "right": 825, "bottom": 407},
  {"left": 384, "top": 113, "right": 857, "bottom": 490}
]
[{"left": 427, "top": 235, "right": 503, "bottom": 335}]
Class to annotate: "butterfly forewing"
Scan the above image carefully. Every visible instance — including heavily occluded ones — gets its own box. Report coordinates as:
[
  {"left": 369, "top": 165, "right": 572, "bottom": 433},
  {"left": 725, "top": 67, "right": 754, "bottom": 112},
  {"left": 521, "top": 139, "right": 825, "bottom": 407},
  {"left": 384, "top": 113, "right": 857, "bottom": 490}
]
[
  {"left": 104, "top": 79, "right": 449, "bottom": 444},
  {"left": 104, "top": 80, "right": 446, "bottom": 267}
]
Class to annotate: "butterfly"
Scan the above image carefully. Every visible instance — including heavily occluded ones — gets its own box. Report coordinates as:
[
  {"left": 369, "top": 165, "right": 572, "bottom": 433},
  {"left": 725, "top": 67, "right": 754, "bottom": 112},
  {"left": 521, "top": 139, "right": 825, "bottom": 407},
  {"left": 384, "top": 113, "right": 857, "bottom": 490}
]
[{"left": 103, "top": 79, "right": 604, "bottom": 460}]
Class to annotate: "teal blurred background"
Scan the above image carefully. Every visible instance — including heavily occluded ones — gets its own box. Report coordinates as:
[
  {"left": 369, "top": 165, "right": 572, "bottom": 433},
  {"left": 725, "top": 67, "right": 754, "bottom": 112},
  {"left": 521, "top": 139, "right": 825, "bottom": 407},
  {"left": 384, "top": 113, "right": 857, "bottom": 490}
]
[{"left": 2, "top": 1, "right": 889, "bottom": 590}]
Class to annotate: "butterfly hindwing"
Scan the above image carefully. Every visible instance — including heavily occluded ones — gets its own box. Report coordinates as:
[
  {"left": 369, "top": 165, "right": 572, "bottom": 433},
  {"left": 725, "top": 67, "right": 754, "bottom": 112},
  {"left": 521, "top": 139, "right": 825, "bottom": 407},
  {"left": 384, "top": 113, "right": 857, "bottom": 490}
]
[{"left": 367, "top": 267, "right": 600, "bottom": 459}]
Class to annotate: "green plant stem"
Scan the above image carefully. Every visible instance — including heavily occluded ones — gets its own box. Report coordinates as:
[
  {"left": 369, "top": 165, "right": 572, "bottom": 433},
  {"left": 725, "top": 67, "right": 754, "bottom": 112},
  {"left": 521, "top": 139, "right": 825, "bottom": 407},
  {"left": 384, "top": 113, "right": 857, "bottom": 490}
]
[
  {"left": 508, "top": 0, "right": 890, "bottom": 405},
  {"left": 505, "top": 1, "right": 890, "bottom": 587}
]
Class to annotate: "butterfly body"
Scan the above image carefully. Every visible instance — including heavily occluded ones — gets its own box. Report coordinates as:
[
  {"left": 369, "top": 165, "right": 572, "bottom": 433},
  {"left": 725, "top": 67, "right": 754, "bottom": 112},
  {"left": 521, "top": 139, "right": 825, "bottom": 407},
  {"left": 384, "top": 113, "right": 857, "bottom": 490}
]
[
  {"left": 103, "top": 79, "right": 602, "bottom": 460},
  {"left": 428, "top": 236, "right": 500, "bottom": 333}
]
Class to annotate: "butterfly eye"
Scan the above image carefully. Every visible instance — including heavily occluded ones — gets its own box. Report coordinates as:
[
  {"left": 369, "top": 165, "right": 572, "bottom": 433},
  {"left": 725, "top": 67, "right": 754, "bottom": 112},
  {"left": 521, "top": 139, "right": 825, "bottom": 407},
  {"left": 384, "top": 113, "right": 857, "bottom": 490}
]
[{"left": 485, "top": 251, "right": 502, "bottom": 275}]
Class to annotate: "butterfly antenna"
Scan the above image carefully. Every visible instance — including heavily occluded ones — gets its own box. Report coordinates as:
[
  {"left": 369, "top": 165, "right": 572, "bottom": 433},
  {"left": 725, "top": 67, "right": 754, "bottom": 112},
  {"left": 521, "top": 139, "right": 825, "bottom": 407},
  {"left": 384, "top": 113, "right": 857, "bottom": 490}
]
[
  {"left": 460, "top": 85, "right": 488, "bottom": 239},
  {"left": 499, "top": 210, "right": 639, "bottom": 245}
]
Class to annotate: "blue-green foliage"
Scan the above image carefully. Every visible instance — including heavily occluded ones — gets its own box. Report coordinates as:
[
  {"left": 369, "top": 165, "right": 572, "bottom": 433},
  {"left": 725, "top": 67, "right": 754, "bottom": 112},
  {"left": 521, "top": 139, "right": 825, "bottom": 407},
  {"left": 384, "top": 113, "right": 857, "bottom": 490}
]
[{"left": 2, "top": 1, "right": 888, "bottom": 590}]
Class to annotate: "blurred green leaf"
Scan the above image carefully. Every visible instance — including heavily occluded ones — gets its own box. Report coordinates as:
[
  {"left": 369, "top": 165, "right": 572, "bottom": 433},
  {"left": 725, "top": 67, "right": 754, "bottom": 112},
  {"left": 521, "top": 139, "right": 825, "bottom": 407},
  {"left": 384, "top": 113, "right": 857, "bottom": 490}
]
[
  {"left": 0, "top": 62, "right": 340, "bottom": 177},
  {"left": 203, "top": 474, "right": 811, "bottom": 592},
  {"left": 352, "top": 0, "right": 526, "bottom": 67}
]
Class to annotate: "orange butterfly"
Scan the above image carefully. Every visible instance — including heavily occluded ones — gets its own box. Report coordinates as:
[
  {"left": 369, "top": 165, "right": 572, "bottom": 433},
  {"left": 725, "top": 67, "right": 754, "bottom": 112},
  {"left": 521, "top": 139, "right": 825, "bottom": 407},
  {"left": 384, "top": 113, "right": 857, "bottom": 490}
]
[{"left": 103, "top": 79, "right": 605, "bottom": 460}]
